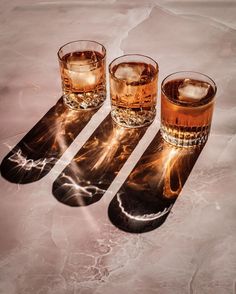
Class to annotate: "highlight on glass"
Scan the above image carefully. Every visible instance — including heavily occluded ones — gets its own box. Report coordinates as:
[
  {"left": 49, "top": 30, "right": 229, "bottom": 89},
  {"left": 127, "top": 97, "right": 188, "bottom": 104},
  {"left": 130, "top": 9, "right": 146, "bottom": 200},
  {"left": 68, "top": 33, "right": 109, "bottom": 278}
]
[
  {"left": 58, "top": 40, "right": 106, "bottom": 110},
  {"left": 160, "top": 71, "right": 217, "bottom": 147},
  {"left": 109, "top": 54, "right": 159, "bottom": 128}
]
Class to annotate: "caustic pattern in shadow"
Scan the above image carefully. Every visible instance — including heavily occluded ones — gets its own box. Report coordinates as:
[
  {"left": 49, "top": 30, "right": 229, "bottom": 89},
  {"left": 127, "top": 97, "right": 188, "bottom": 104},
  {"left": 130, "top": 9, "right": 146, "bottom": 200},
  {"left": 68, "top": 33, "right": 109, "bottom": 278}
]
[
  {"left": 0, "top": 98, "right": 98, "bottom": 184},
  {"left": 108, "top": 131, "right": 204, "bottom": 233},
  {"left": 52, "top": 114, "right": 147, "bottom": 207}
]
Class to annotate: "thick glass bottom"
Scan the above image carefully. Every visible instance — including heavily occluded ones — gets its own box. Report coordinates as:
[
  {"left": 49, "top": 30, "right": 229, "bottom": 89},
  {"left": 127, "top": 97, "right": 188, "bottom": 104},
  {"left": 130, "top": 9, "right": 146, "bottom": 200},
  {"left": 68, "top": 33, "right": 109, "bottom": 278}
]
[
  {"left": 111, "top": 106, "right": 156, "bottom": 128},
  {"left": 63, "top": 90, "right": 106, "bottom": 110},
  {"left": 160, "top": 123, "right": 210, "bottom": 147}
]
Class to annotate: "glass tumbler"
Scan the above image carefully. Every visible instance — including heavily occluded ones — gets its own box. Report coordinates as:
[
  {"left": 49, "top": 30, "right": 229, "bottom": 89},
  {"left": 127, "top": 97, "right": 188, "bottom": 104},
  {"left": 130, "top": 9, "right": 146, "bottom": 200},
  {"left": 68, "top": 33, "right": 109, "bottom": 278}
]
[
  {"left": 109, "top": 54, "right": 158, "bottom": 128},
  {"left": 161, "top": 71, "right": 217, "bottom": 147},
  {"left": 58, "top": 40, "right": 106, "bottom": 110}
]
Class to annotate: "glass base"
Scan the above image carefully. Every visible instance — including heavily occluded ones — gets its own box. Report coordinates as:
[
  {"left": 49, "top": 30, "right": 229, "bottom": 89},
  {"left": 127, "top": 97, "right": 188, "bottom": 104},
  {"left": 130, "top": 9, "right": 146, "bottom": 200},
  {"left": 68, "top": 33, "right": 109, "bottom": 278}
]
[
  {"left": 111, "top": 107, "right": 156, "bottom": 128},
  {"left": 63, "top": 91, "right": 106, "bottom": 110},
  {"left": 160, "top": 124, "right": 209, "bottom": 147}
]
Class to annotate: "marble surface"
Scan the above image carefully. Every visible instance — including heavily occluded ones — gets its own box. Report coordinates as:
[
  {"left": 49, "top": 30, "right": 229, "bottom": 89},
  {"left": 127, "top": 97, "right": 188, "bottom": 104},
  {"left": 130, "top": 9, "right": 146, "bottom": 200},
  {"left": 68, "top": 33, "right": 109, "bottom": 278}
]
[{"left": 0, "top": 0, "right": 236, "bottom": 293}]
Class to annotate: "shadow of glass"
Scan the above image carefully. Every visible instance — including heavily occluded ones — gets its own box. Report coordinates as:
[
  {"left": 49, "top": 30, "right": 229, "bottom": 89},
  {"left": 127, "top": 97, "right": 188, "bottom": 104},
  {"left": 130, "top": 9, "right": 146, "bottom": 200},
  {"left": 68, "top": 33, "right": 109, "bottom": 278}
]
[
  {"left": 108, "top": 131, "right": 204, "bottom": 233},
  {"left": 0, "top": 97, "right": 98, "bottom": 184},
  {"left": 52, "top": 114, "right": 148, "bottom": 206}
]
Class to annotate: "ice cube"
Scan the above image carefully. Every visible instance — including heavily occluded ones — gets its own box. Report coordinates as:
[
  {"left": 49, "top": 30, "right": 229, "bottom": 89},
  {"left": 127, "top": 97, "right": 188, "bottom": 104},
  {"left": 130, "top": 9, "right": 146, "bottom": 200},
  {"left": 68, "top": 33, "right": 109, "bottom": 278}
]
[
  {"left": 66, "top": 68, "right": 97, "bottom": 89},
  {"left": 114, "top": 63, "right": 145, "bottom": 82},
  {"left": 68, "top": 52, "right": 93, "bottom": 71},
  {"left": 69, "top": 60, "right": 92, "bottom": 71},
  {"left": 178, "top": 79, "right": 210, "bottom": 102}
]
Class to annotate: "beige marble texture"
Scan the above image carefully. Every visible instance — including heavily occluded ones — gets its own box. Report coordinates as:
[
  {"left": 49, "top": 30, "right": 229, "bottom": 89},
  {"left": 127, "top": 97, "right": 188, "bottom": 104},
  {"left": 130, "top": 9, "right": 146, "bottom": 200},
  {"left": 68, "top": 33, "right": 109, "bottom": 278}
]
[{"left": 0, "top": 0, "right": 236, "bottom": 293}]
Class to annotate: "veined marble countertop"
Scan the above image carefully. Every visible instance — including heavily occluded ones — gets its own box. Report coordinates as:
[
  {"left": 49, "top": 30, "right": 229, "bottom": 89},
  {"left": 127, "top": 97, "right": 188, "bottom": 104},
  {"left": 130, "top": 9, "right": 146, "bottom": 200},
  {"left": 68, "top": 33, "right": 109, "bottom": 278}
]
[{"left": 0, "top": 1, "right": 236, "bottom": 293}]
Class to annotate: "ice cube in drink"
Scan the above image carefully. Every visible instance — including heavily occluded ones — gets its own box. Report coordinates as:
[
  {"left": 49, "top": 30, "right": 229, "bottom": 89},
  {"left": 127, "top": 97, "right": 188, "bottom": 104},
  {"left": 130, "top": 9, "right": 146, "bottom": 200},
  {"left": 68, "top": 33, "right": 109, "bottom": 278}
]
[
  {"left": 160, "top": 72, "right": 216, "bottom": 147},
  {"left": 178, "top": 79, "right": 210, "bottom": 102},
  {"left": 109, "top": 56, "right": 158, "bottom": 128},
  {"left": 114, "top": 63, "right": 146, "bottom": 82},
  {"left": 58, "top": 41, "right": 106, "bottom": 110},
  {"left": 64, "top": 52, "right": 102, "bottom": 92}
]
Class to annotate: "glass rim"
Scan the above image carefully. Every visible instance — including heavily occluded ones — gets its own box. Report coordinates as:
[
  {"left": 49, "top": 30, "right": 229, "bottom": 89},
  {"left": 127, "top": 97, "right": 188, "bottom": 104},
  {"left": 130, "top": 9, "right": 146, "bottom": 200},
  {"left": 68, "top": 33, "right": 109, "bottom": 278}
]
[
  {"left": 57, "top": 39, "right": 106, "bottom": 63},
  {"left": 109, "top": 53, "right": 159, "bottom": 79},
  {"left": 161, "top": 71, "right": 217, "bottom": 106}
]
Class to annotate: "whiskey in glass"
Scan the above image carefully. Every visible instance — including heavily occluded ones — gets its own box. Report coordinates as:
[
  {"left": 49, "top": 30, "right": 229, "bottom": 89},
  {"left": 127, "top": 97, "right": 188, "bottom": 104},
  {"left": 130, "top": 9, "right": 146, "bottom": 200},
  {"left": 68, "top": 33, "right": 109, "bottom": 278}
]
[
  {"left": 58, "top": 40, "right": 106, "bottom": 110},
  {"left": 161, "top": 71, "right": 217, "bottom": 147},
  {"left": 109, "top": 54, "right": 158, "bottom": 128}
]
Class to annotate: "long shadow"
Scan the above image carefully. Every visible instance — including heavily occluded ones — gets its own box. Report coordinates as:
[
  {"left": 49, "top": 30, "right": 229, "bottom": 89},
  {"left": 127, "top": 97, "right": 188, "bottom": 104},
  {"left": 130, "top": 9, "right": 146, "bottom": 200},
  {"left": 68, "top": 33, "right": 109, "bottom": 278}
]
[
  {"left": 0, "top": 97, "right": 98, "bottom": 184},
  {"left": 108, "top": 131, "right": 204, "bottom": 233},
  {"left": 52, "top": 114, "right": 148, "bottom": 206}
]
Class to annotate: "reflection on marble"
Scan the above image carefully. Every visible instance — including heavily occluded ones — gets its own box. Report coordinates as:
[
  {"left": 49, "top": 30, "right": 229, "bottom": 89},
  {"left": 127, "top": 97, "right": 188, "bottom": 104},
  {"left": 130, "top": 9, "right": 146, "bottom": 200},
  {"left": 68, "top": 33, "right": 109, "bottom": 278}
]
[
  {"left": 0, "top": 1, "right": 236, "bottom": 293},
  {"left": 1, "top": 98, "right": 98, "bottom": 183},
  {"left": 53, "top": 114, "right": 147, "bottom": 206}
]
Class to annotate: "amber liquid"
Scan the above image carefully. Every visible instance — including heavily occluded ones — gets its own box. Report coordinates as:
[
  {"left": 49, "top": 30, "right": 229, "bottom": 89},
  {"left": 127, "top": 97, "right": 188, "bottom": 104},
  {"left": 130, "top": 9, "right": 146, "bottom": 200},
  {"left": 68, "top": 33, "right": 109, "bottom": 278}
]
[
  {"left": 60, "top": 50, "right": 106, "bottom": 110},
  {"left": 110, "top": 62, "right": 158, "bottom": 128},
  {"left": 161, "top": 79, "right": 215, "bottom": 147}
]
